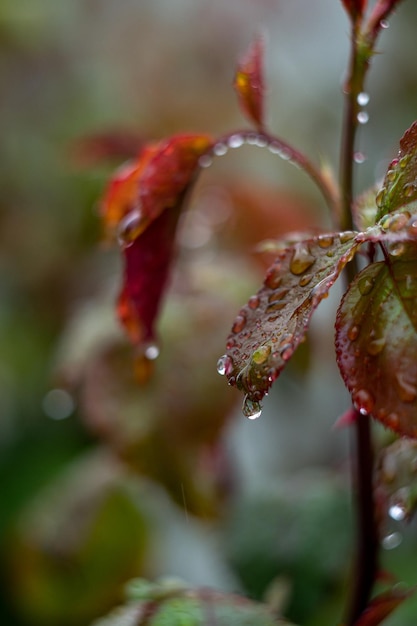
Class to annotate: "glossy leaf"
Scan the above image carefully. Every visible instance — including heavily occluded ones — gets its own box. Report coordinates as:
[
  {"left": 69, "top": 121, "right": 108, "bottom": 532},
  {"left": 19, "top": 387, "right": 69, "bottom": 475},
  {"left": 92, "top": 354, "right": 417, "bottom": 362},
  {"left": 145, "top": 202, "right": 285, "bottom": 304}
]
[
  {"left": 376, "top": 121, "right": 417, "bottom": 221},
  {"left": 335, "top": 250, "right": 417, "bottom": 437},
  {"left": 353, "top": 587, "right": 412, "bottom": 626},
  {"left": 101, "top": 134, "right": 212, "bottom": 350},
  {"left": 233, "top": 37, "right": 265, "bottom": 129},
  {"left": 222, "top": 232, "right": 359, "bottom": 414}
]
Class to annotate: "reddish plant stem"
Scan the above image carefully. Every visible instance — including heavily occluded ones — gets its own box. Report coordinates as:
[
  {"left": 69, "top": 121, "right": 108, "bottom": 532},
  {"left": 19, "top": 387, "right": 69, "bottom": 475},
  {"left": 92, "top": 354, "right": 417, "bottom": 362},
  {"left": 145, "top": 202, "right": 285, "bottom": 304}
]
[{"left": 340, "top": 23, "right": 379, "bottom": 626}]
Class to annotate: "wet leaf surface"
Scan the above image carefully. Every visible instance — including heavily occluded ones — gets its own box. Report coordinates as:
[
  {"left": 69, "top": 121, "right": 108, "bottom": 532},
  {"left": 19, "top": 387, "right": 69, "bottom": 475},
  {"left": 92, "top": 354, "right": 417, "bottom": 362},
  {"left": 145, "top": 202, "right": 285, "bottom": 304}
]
[
  {"left": 233, "top": 37, "right": 265, "bottom": 129},
  {"left": 335, "top": 251, "right": 417, "bottom": 437},
  {"left": 222, "top": 232, "right": 359, "bottom": 415}
]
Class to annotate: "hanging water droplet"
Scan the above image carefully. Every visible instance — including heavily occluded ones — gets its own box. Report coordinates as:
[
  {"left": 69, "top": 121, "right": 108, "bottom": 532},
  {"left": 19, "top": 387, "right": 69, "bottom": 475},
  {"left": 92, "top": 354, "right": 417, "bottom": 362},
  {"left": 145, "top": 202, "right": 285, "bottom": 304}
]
[
  {"left": 339, "top": 231, "right": 356, "bottom": 243},
  {"left": 246, "top": 133, "right": 258, "bottom": 145},
  {"left": 357, "top": 92, "right": 370, "bottom": 106},
  {"left": 280, "top": 345, "right": 293, "bottom": 361},
  {"left": 144, "top": 343, "right": 160, "bottom": 360},
  {"left": 317, "top": 235, "right": 334, "bottom": 248},
  {"left": 380, "top": 19, "right": 389, "bottom": 29},
  {"left": 289, "top": 244, "right": 315, "bottom": 275},
  {"left": 389, "top": 488, "right": 410, "bottom": 521},
  {"left": 404, "top": 183, "right": 417, "bottom": 198},
  {"left": 117, "top": 209, "right": 146, "bottom": 247},
  {"left": 357, "top": 111, "right": 369, "bottom": 125},
  {"left": 395, "top": 372, "right": 417, "bottom": 403},
  {"left": 217, "top": 354, "right": 233, "bottom": 376},
  {"left": 232, "top": 314, "right": 247, "bottom": 334},
  {"left": 268, "top": 141, "right": 283, "bottom": 155},
  {"left": 213, "top": 142, "right": 228, "bottom": 156},
  {"left": 254, "top": 136, "right": 268, "bottom": 148},
  {"left": 353, "top": 389, "right": 374, "bottom": 416},
  {"left": 347, "top": 325, "right": 360, "bottom": 341},
  {"left": 382, "top": 531, "right": 402, "bottom": 550},
  {"left": 227, "top": 134, "right": 245, "bottom": 149},
  {"left": 242, "top": 395, "right": 262, "bottom": 420},
  {"left": 389, "top": 242, "right": 405, "bottom": 257},
  {"left": 354, "top": 151, "right": 367, "bottom": 164},
  {"left": 199, "top": 154, "right": 213, "bottom": 168}
]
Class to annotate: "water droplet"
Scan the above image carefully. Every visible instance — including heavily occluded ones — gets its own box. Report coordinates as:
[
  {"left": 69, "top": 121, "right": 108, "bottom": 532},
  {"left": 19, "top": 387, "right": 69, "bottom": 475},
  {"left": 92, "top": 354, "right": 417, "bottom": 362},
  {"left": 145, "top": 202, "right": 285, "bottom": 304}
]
[
  {"left": 404, "top": 183, "right": 417, "bottom": 198},
  {"left": 280, "top": 345, "right": 293, "bottom": 361},
  {"left": 358, "top": 275, "right": 375, "bottom": 295},
  {"left": 389, "top": 242, "right": 405, "bottom": 257},
  {"left": 395, "top": 372, "right": 417, "bottom": 403},
  {"left": 117, "top": 209, "right": 147, "bottom": 247},
  {"left": 367, "top": 337, "right": 385, "bottom": 355},
  {"left": 376, "top": 188, "right": 386, "bottom": 208},
  {"left": 43, "top": 388, "right": 75, "bottom": 420},
  {"left": 254, "top": 136, "right": 268, "bottom": 148},
  {"left": 353, "top": 389, "right": 374, "bottom": 415},
  {"left": 389, "top": 488, "right": 410, "bottom": 521},
  {"left": 265, "top": 267, "right": 282, "bottom": 289},
  {"left": 226, "top": 338, "right": 236, "bottom": 350},
  {"left": 382, "top": 531, "right": 402, "bottom": 550},
  {"left": 389, "top": 503, "right": 406, "bottom": 521},
  {"left": 348, "top": 325, "right": 360, "bottom": 341},
  {"left": 242, "top": 395, "right": 262, "bottom": 420},
  {"left": 213, "top": 142, "right": 228, "bottom": 156},
  {"left": 357, "top": 92, "right": 370, "bottom": 106},
  {"left": 386, "top": 168, "right": 397, "bottom": 183},
  {"left": 268, "top": 288, "right": 290, "bottom": 303},
  {"left": 144, "top": 343, "right": 160, "bottom": 360},
  {"left": 289, "top": 244, "right": 315, "bottom": 275},
  {"left": 232, "top": 314, "right": 246, "bottom": 334},
  {"left": 246, "top": 133, "right": 258, "bottom": 145},
  {"left": 380, "top": 19, "right": 389, "bottom": 29},
  {"left": 357, "top": 111, "right": 369, "bottom": 125},
  {"left": 354, "top": 151, "right": 367, "bottom": 164},
  {"left": 248, "top": 295, "right": 261, "bottom": 310},
  {"left": 252, "top": 345, "right": 271, "bottom": 365},
  {"left": 317, "top": 235, "right": 334, "bottom": 248},
  {"left": 227, "top": 134, "right": 245, "bottom": 149},
  {"left": 199, "top": 154, "right": 213, "bottom": 168},
  {"left": 268, "top": 141, "right": 283, "bottom": 155},
  {"left": 339, "top": 231, "right": 356, "bottom": 243},
  {"left": 299, "top": 273, "right": 313, "bottom": 287},
  {"left": 386, "top": 412, "right": 399, "bottom": 429},
  {"left": 217, "top": 354, "right": 233, "bottom": 376},
  {"left": 400, "top": 155, "right": 410, "bottom": 169}
]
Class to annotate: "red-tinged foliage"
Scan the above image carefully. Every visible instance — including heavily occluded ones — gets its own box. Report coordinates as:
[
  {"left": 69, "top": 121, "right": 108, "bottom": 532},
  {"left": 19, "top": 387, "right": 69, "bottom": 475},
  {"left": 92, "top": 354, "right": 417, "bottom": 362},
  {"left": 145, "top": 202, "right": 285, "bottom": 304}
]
[
  {"left": 341, "top": 0, "right": 367, "bottom": 21},
  {"left": 71, "top": 131, "right": 146, "bottom": 166},
  {"left": 223, "top": 232, "right": 359, "bottom": 414},
  {"left": 101, "top": 134, "right": 213, "bottom": 353},
  {"left": 353, "top": 588, "right": 413, "bottom": 626},
  {"left": 367, "top": 0, "right": 405, "bottom": 38},
  {"left": 376, "top": 121, "right": 417, "bottom": 221},
  {"left": 233, "top": 37, "right": 265, "bottom": 129}
]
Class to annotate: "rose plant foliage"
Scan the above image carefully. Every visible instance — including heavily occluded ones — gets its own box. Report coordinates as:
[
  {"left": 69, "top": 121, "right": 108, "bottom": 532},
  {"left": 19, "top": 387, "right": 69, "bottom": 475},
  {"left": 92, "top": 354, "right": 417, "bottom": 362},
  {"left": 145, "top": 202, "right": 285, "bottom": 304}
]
[{"left": 97, "top": 0, "right": 417, "bottom": 624}]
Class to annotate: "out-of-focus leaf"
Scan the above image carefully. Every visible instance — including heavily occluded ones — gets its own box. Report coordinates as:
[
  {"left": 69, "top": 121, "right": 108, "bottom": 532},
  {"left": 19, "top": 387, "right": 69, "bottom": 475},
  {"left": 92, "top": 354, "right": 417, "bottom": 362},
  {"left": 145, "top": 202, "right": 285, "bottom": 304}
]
[
  {"left": 353, "top": 183, "right": 380, "bottom": 231},
  {"left": 221, "top": 232, "right": 359, "bottom": 416},
  {"left": 375, "top": 439, "right": 417, "bottom": 524},
  {"left": 353, "top": 587, "right": 413, "bottom": 626},
  {"left": 91, "top": 584, "right": 298, "bottom": 626},
  {"left": 376, "top": 121, "right": 417, "bottom": 221},
  {"left": 335, "top": 250, "right": 417, "bottom": 437},
  {"left": 71, "top": 131, "right": 146, "bottom": 166},
  {"left": 101, "top": 134, "right": 212, "bottom": 355},
  {"left": 7, "top": 452, "right": 149, "bottom": 626},
  {"left": 233, "top": 37, "right": 265, "bottom": 129}
]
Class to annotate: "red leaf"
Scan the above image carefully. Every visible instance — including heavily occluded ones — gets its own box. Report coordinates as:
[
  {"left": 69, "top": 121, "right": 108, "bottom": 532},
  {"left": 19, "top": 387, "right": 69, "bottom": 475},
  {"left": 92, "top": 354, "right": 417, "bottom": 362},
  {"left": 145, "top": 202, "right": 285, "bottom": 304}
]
[
  {"left": 353, "top": 587, "right": 413, "bottom": 626},
  {"left": 367, "top": 0, "right": 404, "bottom": 37},
  {"left": 71, "top": 131, "right": 145, "bottom": 166},
  {"left": 233, "top": 37, "right": 265, "bottom": 129},
  {"left": 101, "top": 134, "right": 213, "bottom": 353},
  {"left": 341, "top": 0, "right": 367, "bottom": 21},
  {"left": 221, "top": 232, "right": 359, "bottom": 417}
]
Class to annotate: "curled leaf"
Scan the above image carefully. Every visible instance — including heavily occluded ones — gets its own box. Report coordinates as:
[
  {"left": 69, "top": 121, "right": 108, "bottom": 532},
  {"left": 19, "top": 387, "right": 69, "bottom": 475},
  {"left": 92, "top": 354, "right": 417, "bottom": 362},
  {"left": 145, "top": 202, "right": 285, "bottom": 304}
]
[
  {"left": 221, "top": 232, "right": 359, "bottom": 415},
  {"left": 376, "top": 121, "right": 417, "bottom": 221},
  {"left": 101, "top": 134, "right": 212, "bottom": 352},
  {"left": 233, "top": 37, "right": 265, "bottom": 129},
  {"left": 335, "top": 251, "right": 417, "bottom": 437}
]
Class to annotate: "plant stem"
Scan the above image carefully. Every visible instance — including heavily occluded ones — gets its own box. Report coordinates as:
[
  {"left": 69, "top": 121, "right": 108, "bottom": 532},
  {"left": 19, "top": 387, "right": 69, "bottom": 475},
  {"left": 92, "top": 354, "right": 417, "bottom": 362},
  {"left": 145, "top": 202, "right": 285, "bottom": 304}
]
[{"left": 339, "top": 23, "right": 379, "bottom": 626}]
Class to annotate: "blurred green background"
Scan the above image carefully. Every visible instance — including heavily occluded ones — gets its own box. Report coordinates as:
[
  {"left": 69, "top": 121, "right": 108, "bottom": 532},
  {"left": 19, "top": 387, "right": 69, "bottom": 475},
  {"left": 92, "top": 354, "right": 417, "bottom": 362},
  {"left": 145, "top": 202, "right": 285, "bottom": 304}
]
[{"left": 2, "top": 1, "right": 417, "bottom": 624}]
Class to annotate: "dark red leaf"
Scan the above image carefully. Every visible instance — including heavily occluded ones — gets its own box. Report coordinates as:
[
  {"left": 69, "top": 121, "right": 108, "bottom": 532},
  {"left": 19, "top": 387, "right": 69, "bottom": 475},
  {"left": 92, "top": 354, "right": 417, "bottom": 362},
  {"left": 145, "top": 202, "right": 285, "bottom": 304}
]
[
  {"left": 221, "top": 232, "right": 359, "bottom": 417},
  {"left": 101, "top": 134, "right": 213, "bottom": 356},
  {"left": 335, "top": 250, "right": 417, "bottom": 437},
  {"left": 376, "top": 121, "right": 417, "bottom": 221},
  {"left": 233, "top": 37, "right": 265, "bottom": 129},
  {"left": 353, "top": 587, "right": 413, "bottom": 626}
]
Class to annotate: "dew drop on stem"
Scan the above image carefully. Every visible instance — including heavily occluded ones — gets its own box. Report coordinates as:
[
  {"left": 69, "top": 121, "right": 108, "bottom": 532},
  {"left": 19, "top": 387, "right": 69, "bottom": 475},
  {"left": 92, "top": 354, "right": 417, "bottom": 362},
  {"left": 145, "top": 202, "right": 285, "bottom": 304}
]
[
  {"left": 357, "top": 92, "right": 370, "bottom": 106},
  {"left": 357, "top": 111, "right": 369, "bottom": 125}
]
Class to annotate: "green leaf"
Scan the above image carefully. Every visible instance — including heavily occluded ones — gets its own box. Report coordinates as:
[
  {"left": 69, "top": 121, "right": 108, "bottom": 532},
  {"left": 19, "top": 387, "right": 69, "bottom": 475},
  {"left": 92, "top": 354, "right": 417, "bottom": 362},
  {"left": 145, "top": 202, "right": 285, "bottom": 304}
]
[
  {"left": 221, "top": 232, "right": 359, "bottom": 416},
  {"left": 335, "top": 251, "right": 417, "bottom": 437},
  {"left": 376, "top": 121, "right": 417, "bottom": 221}
]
